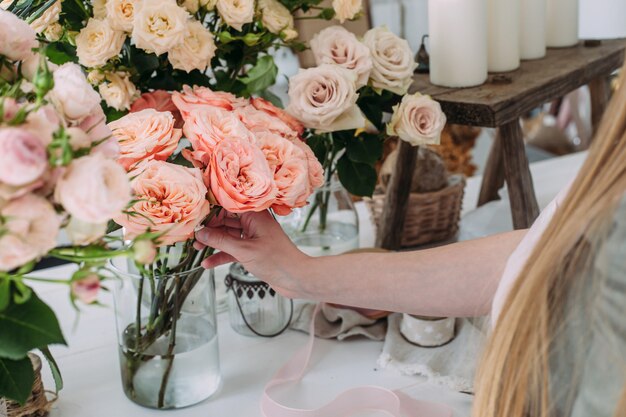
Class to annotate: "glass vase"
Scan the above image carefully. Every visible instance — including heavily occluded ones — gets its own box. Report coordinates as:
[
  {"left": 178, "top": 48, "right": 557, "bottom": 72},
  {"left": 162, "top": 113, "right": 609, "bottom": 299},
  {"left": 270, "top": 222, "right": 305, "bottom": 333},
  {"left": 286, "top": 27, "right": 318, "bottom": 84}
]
[
  {"left": 280, "top": 177, "right": 359, "bottom": 256},
  {"left": 225, "top": 263, "right": 292, "bottom": 337},
  {"left": 110, "top": 257, "right": 221, "bottom": 409}
]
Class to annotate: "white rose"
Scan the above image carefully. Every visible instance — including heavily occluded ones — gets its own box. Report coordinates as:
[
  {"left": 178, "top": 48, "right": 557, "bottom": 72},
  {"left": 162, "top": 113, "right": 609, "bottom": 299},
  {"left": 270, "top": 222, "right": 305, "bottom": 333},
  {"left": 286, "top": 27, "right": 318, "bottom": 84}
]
[
  {"left": 98, "top": 72, "right": 138, "bottom": 111},
  {"left": 363, "top": 26, "right": 416, "bottom": 95},
  {"left": 0, "top": 9, "right": 38, "bottom": 62},
  {"left": 75, "top": 18, "right": 126, "bottom": 68},
  {"left": 216, "top": 0, "right": 254, "bottom": 31},
  {"left": 106, "top": 0, "right": 140, "bottom": 32},
  {"left": 311, "top": 25, "right": 372, "bottom": 88},
  {"left": 43, "top": 22, "right": 63, "bottom": 41},
  {"left": 332, "top": 0, "right": 361, "bottom": 23},
  {"left": 92, "top": 0, "right": 107, "bottom": 18},
  {"left": 286, "top": 64, "right": 365, "bottom": 132},
  {"left": 387, "top": 93, "right": 446, "bottom": 146},
  {"left": 258, "top": 0, "right": 294, "bottom": 36},
  {"left": 65, "top": 217, "right": 108, "bottom": 245},
  {"left": 168, "top": 20, "right": 216, "bottom": 73},
  {"left": 50, "top": 63, "right": 102, "bottom": 122},
  {"left": 30, "top": 0, "right": 61, "bottom": 33},
  {"left": 131, "top": 0, "right": 189, "bottom": 56}
]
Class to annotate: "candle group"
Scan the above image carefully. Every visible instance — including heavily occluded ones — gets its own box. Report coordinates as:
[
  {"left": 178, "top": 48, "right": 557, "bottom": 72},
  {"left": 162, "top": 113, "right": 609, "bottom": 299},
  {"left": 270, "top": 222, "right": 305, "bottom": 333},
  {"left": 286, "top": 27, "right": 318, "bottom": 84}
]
[{"left": 429, "top": 0, "right": 579, "bottom": 87}]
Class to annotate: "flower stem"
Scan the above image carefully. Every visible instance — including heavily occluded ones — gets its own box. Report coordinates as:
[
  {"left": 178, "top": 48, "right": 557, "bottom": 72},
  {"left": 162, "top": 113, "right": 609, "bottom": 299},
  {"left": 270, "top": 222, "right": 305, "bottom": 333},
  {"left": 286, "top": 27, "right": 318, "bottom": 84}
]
[{"left": 157, "top": 275, "right": 180, "bottom": 409}]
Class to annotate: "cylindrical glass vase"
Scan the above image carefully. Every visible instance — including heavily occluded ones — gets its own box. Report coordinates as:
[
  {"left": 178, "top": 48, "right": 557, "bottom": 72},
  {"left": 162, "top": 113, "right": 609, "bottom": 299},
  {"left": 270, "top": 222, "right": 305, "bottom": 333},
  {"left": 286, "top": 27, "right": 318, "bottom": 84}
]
[
  {"left": 226, "top": 263, "right": 292, "bottom": 337},
  {"left": 110, "top": 258, "right": 221, "bottom": 409},
  {"left": 280, "top": 177, "right": 359, "bottom": 256}
]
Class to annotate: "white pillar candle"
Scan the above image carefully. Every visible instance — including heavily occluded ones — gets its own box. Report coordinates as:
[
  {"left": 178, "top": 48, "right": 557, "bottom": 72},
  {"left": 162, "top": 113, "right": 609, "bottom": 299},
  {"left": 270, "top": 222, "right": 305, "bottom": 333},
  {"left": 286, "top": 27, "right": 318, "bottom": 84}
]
[
  {"left": 487, "top": 0, "right": 521, "bottom": 72},
  {"left": 546, "top": 0, "right": 579, "bottom": 47},
  {"left": 520, "top": 0, "right": 546, "bottom": 59},
  {"left": 429, "top": 0, "right": 488, "bottom": 88}
]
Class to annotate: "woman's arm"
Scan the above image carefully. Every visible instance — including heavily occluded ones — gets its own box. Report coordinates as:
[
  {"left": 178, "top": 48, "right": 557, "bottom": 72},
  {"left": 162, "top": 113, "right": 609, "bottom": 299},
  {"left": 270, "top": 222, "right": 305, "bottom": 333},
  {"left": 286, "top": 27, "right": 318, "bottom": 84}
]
[{"left": 195, "top": 211, "right": 527, "bottom": 317}]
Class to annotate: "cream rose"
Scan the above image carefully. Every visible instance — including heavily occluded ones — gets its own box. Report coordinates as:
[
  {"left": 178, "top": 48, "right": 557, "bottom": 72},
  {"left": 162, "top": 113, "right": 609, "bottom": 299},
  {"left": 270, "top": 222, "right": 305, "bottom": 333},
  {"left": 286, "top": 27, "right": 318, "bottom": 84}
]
[
  {"left": 363, "top": 26, "right": 417, "bottom": 95},
  {"left": 387, "top": 93, "right": 446, "bottom": 146},
  {"left": 65, "top": 217, "right": 107, "bottom": 245},
  {"left": 92, "top": 0, "right": 107, "bottom": 18},
  {"left": 168, "top": 20, "right": 216, "bottom": 73},
  {"left": 109, "top": 108, "right": 182, "bottom": 170},
  {"left": 332, "top": 0, "right": 361, "bottom": 23},
  {"left": 106, "top": 0, "right": 140, "bottom": 32},
  {"left": 115, "top": 160, "right": 211, "bottom": 246},
  {"left": 286, "top": 64, "right": 365, "bottom": 132},
  {"left": 49, "top": 63, "right": 102, "bottom": 122},
  {"left": 258, "top": 0, "right": 295, "bottom": 37},
  {"left": 76, "top": 18, "right": 126, "bottom": 68},
  {"left": 131, "top": 0, "right": 189, "bottom": 56},
  {"left": 55, "top": 153, "right": 131, "bottom": 223},
  {"left": 30, "top": 0, "right": 61, "bottom": 33},
  {"left": 216, "top": 0, "right": 254, "bottom": 31},
  {"left": 311, "top": 25, "right": 372, "bottom": 88},
  {"left": 0, "top": 10, "right": 38, "bottom": 62},
  {"left": 98, "top": 72, "right": 138, "bottom": 111},
  {"left": 43, "top": 22, "right": 63, "bottom": 41},
  {"left": 0, "top": 194, "right": 61, "bottom": 272}
]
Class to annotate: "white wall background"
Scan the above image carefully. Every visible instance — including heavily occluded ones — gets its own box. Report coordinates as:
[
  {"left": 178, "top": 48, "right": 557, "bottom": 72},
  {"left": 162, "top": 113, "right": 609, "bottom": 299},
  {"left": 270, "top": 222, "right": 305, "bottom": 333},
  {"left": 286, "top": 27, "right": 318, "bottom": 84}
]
[{"left": 369, "top": 0, "right": 626, "bottom": 54}]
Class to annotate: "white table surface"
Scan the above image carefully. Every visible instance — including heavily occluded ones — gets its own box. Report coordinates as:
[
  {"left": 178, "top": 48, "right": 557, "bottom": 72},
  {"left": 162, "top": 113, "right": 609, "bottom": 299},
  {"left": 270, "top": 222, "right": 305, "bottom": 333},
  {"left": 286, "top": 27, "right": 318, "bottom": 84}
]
[{"left": 32, "top": 151, "right": 587, "bottom": 417}]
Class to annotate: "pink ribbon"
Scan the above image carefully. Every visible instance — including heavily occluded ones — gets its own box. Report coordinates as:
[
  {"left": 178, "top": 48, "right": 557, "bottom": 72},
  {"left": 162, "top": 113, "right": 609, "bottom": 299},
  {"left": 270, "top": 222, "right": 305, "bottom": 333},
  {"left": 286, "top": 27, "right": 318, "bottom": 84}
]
[{"left": 261, "top": 304, "right": 454, "bottom": 417}]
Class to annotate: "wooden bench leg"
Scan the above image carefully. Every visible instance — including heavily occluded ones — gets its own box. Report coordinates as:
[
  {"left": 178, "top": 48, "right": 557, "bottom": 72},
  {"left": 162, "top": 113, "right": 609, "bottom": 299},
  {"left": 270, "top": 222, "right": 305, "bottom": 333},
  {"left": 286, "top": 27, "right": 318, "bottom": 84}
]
[
  {"left": 376, "top": 140, "right": 417, "bottom": 250},
  {"left": 500, "top": 119, "right": 540, "bottom": 229},
  {"left": 478, "top": 130, "right": 505, "bottom": 206}
]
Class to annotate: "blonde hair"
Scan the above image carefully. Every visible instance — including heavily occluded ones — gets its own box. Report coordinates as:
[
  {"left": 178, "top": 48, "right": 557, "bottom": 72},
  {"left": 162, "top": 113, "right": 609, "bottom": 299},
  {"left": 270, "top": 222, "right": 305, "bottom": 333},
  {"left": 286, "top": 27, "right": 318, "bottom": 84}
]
[{"left": 473, "top": 63, "right": 626, "bottom": 417}]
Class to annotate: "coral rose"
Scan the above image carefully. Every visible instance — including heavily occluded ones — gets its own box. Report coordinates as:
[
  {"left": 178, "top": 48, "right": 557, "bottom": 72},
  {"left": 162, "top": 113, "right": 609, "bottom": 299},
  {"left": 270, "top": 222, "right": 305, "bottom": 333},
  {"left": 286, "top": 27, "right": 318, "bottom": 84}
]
[
  {"left": 49, "top": 63, "right": 102, "bottom": 122},
  {"left": 311, "top": 25, "right": 372, "bottom": 88},
  {"left": 75, "top": 18, "right": 126, "bottom": 68},
  {"left": 131, "top": 0, "right": 189, "bottom": 56},
  {"left": 254, "top": 132, "right": 311, "bottom": 215},
  {"left": 115, "top": 160, "right": 211, "bottom": 246},
  {"left": 0, "top": 194, "right": 61, "bottom": 272},
  {"left": 0, "top": 128, "right": 48, "bottom": 187},
  {"left": 109, "top": 109, "right": 182, "bottom": 170},
  {"left": 182, "top": 106, "right": 254, "bottom": 166},
  {"left": 131, "top": 90, "right": 183, "bottom": 128},
  {"left": 172, "top": 85, "right": 246, "bottom": 119},
  {"left": 207, "top": 139, "right": 277, "bottom": 213},
  {"left": 292, "top": 138, "right": 325, "bottom": 191},
  {"left": 387, "top": 93, "right": 447, "bottom": 146},
  {"left": 235, "top": 105, "right": 298, "bottom": 140},
  {"left": 250, "top": 97, "right": 304, "bottom": 136},
  {"left": 216, "top": 0, "right": 254, "bottom": 31},
  {"left": 55, "top": 153, "right": 131, "bottom": 224},
  {"left": 286, "top": 64, "right": 365, "bottom": 132},
  {"left": 0, "top": 10, "right": 38, "bottom": 62},
  {"left": 168, "top": 20, "right": 217, "bottom": 73}
]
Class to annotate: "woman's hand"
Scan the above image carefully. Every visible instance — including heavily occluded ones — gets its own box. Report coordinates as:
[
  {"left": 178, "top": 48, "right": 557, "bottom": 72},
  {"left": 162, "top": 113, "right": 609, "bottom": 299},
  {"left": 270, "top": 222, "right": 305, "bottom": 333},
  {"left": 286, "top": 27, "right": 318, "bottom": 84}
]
[{"left": 194, "top": 210, "right": 309, "bottom": 298}]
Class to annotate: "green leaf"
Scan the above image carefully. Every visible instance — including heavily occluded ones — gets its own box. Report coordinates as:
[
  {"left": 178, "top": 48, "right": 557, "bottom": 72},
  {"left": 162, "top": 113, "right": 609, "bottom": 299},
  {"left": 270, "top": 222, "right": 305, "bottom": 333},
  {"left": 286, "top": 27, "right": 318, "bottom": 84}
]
[
  {"left": 0, "top": 279, "right": 10, "bottom": 312},
  {"left": 128, "top": 46, "right": 160, "bottom": 77},
  {"left": 304, "top": 135, "right": 329, "bottom": 166},
  {"left": 337, "top": 154, "right": 377, "bottom": 197},
  {"left": 345, "top": 133, "right": 384, "bottom": 165},
  {"left": 0, "top": 356, "right": 35, "bottom": 405},
  {"left": 0, "top": 292, "right": 66, "bottom": 360},
  {"left": 242, "top": 33, "right": 262, "bottom": 46},
  {"left": 44, "top": 42, "right": 77, "bottom": 65},
  {"left": 240, "top": 55, "right": 278, "bottom": 95},
  {"left": 39, "top": 347, "right": 63, "bottom": 393},
  {"left": 258, "top": 89, "right": 283, "bottom": 108}
]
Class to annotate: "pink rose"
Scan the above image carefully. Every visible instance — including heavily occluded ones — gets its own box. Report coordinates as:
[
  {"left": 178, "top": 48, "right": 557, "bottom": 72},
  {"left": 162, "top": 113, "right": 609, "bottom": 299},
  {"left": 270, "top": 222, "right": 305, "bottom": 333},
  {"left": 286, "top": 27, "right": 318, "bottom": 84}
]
[
  {"left": 49, "top": 63, "right": 101, "bottom": 122},
  {"left": 207, "top": 139, "right": 277, "bottom": 213},
  {"left": 115, "top": 160, "right": 211, "bottom": 246},
  {"left": 254, "top": 132, "right": 311, "bottom": 215},
  {"left": 182, "top": 106, "right": 254, "bottom": 166},
  {"left": 387, "top": 93, "right": 447, "bottom": 146},
  {"left": 65, "top": 217, "right": 107, "bottom": 245},
  {"left": 1, "top": 98, "right": 20, "bottom": 122},
  {"left": 71, "top": 274, "right": 100, "bottom": 304},
  {"left": 250, "top": 97, "right": 305, "bottom": 137},
  {"left": 235, "top": 104, "right": 298, "bottom": 140},
  {"left": 0, "top": 10, "right": 38, "bottom": 61},
  {"left": 0, "top": 128, "right": 48, "bottom": 187},
  {"left": 78, "top": 105, "right": 120, "bottom": 158},
  {"left": 109, "top": 109, "right": 182, "bottom": 171},
  {"left": 131, "top": 90, "right": 183, "bottom": 128},
  {"left": 0, "top": 194, "right": 60, "bottom": 272},
  {"left": 55, "top": 153, "right": 131, "bottom": 223},
  {"left": 172, "top": 85, "right": 247, "bottom": 119},
  {"left": 23, "top": 105, "right": 61, "bottom": 147}
]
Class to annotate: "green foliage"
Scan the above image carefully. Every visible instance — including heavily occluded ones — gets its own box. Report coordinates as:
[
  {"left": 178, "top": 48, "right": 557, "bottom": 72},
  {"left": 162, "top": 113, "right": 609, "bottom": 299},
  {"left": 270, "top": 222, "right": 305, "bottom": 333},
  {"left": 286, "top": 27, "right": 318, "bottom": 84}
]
[
  {"left": 59, "top": 0, "right": 90, "bottom": 31},
  {"left": 336, "top": 154, "right": 377, "bottom": 197},
  {"left": 345, "top": 133, "right": 384, "bottom": 165},
  {"left": 45, "top": 42, "right": 77, "bottom": 65},
  {"left": 304, "top": 134, "right": 330, "bottom": 165},
  {"left": 0, "top": 356, "right": 35, "bottom": 405},
  {"left": 357, "top": 88, "right": 399, "bottom": 131},
  {"left": 0, "top": 292, "right": 66, "bottom": 360},
  {"left": 240, "top": 55, "right": 278, "bottom": 95},
  {"left": 39, "top": 347, "right": 63, "bottom": 393}
]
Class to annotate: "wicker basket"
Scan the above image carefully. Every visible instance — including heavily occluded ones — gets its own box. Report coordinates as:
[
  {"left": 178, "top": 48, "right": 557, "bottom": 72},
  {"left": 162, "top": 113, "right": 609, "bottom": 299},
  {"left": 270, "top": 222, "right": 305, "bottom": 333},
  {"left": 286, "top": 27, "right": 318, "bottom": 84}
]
[
  {"left": 1, "top": 354, "right": 54, "bottom": 417},
  {"left": 366, "top": 174, "right": 466, "bottom": 248}
]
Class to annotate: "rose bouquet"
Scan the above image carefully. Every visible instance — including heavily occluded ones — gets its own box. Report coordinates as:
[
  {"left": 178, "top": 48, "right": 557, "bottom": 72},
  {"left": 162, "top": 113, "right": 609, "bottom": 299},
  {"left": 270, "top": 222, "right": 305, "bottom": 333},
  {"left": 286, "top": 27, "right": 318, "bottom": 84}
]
[
  {"left": 5, "top": 0, "right": 364, "bottom": 119},
  {"left": 0, "top": 10, "right": 135, "bottom": 405},
  {"left": 106, "top": 85, "right": 323, "bottom": 408},
  {"left": 282, "top": 25, "right": 446, "bottom": 246}
]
